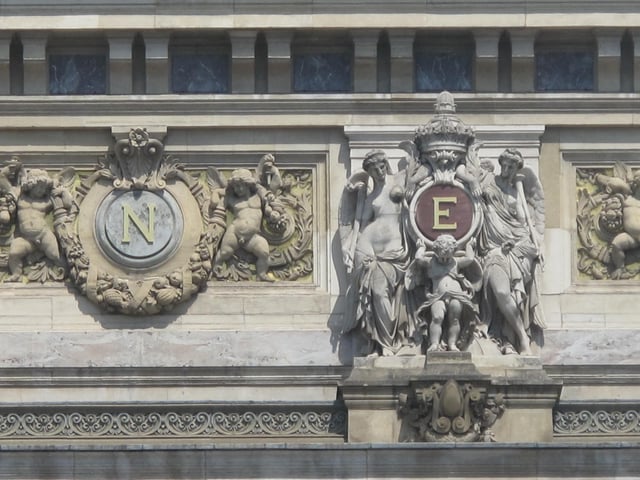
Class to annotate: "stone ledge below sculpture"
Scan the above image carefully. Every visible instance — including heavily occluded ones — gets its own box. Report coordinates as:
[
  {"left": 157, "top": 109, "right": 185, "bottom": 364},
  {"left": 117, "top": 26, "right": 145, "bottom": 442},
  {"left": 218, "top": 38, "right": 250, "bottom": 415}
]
[{"left": 341, "top": 351, "right": 561, "bottom": 443}]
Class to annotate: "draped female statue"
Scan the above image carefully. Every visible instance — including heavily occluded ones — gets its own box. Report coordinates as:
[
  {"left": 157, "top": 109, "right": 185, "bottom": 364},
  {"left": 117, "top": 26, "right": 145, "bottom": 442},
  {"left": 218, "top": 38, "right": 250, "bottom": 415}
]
[
  {"left": 339, "top": 150, "right": 416, "bottom": 356},
  {"left": 478, "top": 148, "right": 546, "bottom": 355}
]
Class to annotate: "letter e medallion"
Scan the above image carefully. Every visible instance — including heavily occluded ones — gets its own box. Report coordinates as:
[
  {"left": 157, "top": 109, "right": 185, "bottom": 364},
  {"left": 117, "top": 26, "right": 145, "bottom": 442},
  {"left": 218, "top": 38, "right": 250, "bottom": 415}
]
[{"left": 411, "top": 184, "right": 474, "bottom": 242}]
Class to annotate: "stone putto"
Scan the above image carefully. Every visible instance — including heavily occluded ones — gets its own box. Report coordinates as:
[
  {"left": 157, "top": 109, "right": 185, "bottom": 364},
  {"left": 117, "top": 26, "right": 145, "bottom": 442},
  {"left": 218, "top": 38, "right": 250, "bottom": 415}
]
[{"left": 340, "top": 91, "right": 546, "bottom": 356}]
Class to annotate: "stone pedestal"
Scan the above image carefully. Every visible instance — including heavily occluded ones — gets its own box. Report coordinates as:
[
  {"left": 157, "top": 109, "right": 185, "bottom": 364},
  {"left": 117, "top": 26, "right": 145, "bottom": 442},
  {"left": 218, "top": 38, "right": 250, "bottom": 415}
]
[{"left": 341, "top": 351, "right": 561, "bottom": 443}]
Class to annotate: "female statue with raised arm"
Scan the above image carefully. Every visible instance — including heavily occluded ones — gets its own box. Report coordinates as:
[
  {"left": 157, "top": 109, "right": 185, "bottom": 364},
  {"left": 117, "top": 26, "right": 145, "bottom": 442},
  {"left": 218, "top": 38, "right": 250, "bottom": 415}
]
[{"left": 339, "top": 150, "right": 416, "bottom": 356}]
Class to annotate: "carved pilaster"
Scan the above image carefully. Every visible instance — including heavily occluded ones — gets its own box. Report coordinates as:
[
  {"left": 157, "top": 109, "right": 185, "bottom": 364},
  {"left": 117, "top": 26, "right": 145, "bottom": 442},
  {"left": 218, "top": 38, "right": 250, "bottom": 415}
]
[
  {"left": 596, "top": 30, "right": 622, "bottom": 93},
  {"left": 144, "top": 34, "right": 169, "bottom": 94},
  {"left": 108, "top": 33, "right": 134, "bottom": 94},
  {"left": 510, "top": 30, "right": 536, "bottom": 92},
  {"left": 266, "top": 31, "right": 292, "bottom": 93},
  {"left": 473, "top": 30, "right": 500, "bottom": 93},
  {"left": 230, "top": 30, "right": 257, "bottom": 93},
  {"left": 352, "top": 30, "right": 379, "bottom": 93},
  {"left": 22, "top": 34, "right": 47, "bottom": 95},
  {"left": 388, "top": 30, "right": 415, "bottom": 93}
]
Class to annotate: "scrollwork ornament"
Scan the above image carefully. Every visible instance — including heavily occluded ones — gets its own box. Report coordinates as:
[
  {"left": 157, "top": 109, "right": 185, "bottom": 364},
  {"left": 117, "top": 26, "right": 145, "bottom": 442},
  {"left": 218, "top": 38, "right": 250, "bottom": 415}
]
[
  {"left": 0, "top": 408, "right": 345, "bottom": 439},
  {"left": 0, "top": 413, "right": 21, "bottom": 436},
  {"left": 398, "top": 380, "right": 504, "bottom": 442},
  {"left": 554, "top": 409, "right": 640, "bottom": 435}
]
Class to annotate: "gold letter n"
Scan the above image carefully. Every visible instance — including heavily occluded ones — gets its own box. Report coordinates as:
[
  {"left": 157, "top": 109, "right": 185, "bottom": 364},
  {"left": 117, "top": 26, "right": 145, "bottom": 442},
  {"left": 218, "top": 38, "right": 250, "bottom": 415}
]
[{"left": 122, "top": 203, "right": 156, "bottom": 244}]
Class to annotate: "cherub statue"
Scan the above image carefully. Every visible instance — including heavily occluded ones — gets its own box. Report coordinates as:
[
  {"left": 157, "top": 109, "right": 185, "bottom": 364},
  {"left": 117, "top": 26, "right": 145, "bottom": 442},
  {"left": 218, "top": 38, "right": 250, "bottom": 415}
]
[
  {"left": 408, "top": 235, "right": 480, "bottom": 352},
  {"left": 0, "top": 156, "right": 22, "bottom": 235},
  {"left": 255, "top": 153, "right": 282, "bottom": 194},
  {"left": 212, "top": 168, "right": 282, "bottom": 281},
  {"left": 592, "top": 162, "right": 640, "bottom": 278},
  {"left": 6, "top": 168, "right": 71, "bottom": 281},
  {"left": 0, "top": 156, "right": 23, "bottom": 193}
]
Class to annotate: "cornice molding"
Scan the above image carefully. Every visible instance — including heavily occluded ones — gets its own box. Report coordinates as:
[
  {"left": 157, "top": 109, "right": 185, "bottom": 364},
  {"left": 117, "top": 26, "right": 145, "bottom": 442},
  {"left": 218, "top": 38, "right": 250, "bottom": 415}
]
[
  {"left": 0, "top": 95, "right": 638, "bottom": 128},
  {"left": 0, "top": 1, "right": 639, "bottom": 27},
  {"left": 0, "top": 366, "right": 350, "bottom": 388}
]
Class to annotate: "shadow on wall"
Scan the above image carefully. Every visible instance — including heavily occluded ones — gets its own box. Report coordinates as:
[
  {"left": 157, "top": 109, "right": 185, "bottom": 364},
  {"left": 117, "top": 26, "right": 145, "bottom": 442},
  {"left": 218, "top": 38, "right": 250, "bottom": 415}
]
[
  {"left": 328, "top": 228, "right": 362, "bottom": 366},
  {"left": 74, "top": 284, "right": 190, "bottom": 330}
]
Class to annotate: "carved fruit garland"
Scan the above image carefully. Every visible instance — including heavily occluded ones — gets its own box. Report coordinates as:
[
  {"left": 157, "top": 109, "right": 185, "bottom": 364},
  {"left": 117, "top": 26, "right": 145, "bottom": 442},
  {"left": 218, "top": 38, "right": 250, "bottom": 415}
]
[{"left": 54, "top": 129, "right": 217, "bottom": 315}]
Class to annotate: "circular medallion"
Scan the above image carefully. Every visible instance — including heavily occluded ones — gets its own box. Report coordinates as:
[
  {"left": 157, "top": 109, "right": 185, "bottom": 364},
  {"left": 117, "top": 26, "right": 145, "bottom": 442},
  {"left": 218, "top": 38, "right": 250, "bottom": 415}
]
[
  {"left": 409, "top": 182, "right": 480, "bottom": 246},
  {"left": 95, "top": 190, "right": 184, "bottom": 269}
]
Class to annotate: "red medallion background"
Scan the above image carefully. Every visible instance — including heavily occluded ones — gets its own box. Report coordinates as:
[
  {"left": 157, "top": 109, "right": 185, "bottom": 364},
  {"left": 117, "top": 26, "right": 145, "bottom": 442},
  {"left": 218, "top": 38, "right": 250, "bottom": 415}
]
[{"left": 414, "top": 184, "right": 474, "bottom": 241}]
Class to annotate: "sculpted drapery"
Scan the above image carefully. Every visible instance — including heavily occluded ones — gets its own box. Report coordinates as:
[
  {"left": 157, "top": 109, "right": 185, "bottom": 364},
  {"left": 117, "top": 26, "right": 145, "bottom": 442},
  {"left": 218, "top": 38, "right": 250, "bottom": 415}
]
[
  {"left": 479, "top": 149, "right": 546, "bottom": 355},
  {"left": 339, "top": 150, "right": 417, "bottom": 356},
  {"left": 340, "top": 93, "right": 546, "bottom": 357}
]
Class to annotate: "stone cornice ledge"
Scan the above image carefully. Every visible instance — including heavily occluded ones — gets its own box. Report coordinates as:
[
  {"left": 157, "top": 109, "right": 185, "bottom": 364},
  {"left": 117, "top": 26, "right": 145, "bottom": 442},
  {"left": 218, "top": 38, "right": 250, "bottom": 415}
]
[
  {"left": 0, "top": 365, "right": 350, "bottom": 387},
  {"left": 0, "top": 94, "right": 639, "bottom": 128},
  {"left": 0, "top": 1, "right": 639, "bottom": 30}
]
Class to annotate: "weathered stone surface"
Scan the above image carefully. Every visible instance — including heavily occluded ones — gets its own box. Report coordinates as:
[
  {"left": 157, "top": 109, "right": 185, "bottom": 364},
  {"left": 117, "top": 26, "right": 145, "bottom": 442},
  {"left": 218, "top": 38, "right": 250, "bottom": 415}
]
[
  {"left": 541, "top": 329, "right": 640, "bottom": 365},
  {"left": 0, "top": 330, "right": 345, "bottom": 367}
]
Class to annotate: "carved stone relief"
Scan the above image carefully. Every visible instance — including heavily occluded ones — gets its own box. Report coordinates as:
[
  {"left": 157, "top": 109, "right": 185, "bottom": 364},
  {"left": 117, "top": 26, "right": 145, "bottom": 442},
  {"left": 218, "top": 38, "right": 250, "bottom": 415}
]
[
  {"left": 208, "top": 157, "right": 313, "bottom": 282},
  {"left": 0, "top": 129, "right": 313, "bottom": 315},
  {"left": 555, "top": 408, "right": 640, "bottom": 436},
  {"left": 577, "top": 162, "right": 640, "bottom": 280},
  {"left": 0, "top": 162, "right": 67, "bottom": 283},
  {"left": 0, "top": 406, "right": 346, "bottom": 440},
  {"left": 340, "top": 91, "right": 546, "bottom": 357},
  {"left": 398, "top": 379, "right": 505, "bottom": 442}
]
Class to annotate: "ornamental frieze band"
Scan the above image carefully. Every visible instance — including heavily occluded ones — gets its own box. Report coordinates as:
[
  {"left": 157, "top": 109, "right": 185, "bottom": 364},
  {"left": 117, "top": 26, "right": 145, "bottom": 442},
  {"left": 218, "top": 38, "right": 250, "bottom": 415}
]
[
  {"left": 0, "top": 407, "right": 346, "bottom": 440},
  {"left": 554, "top": 408, "right": 640, "bottom": 436},
  {"left": 0, "top": 128, "right": 313, "bottom": 314}
]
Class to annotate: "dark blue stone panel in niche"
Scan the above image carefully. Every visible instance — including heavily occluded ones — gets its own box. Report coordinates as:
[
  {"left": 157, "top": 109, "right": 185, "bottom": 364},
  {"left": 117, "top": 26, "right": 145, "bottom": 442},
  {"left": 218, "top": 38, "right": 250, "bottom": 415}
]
[
  {"left": 536, "top": 51, "right": 594, "bottom": 91},
  {"left": 415, "top": 51, "right": 473, "bottom": 92},
  {"left": 293, "top": 53, "right": 352, "bottom": 92},
  {"left": 49, "top": 54, "right": 107, "bottom": 94},
  {"left": 171, "top": 54, "right": 229, "bottom": 93}
]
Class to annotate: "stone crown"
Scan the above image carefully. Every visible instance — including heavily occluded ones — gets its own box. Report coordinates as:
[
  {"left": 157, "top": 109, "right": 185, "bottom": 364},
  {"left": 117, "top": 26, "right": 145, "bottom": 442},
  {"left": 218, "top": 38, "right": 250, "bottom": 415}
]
[{"left": 413, "top": 91, "right": 475, "bottom": 155}]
